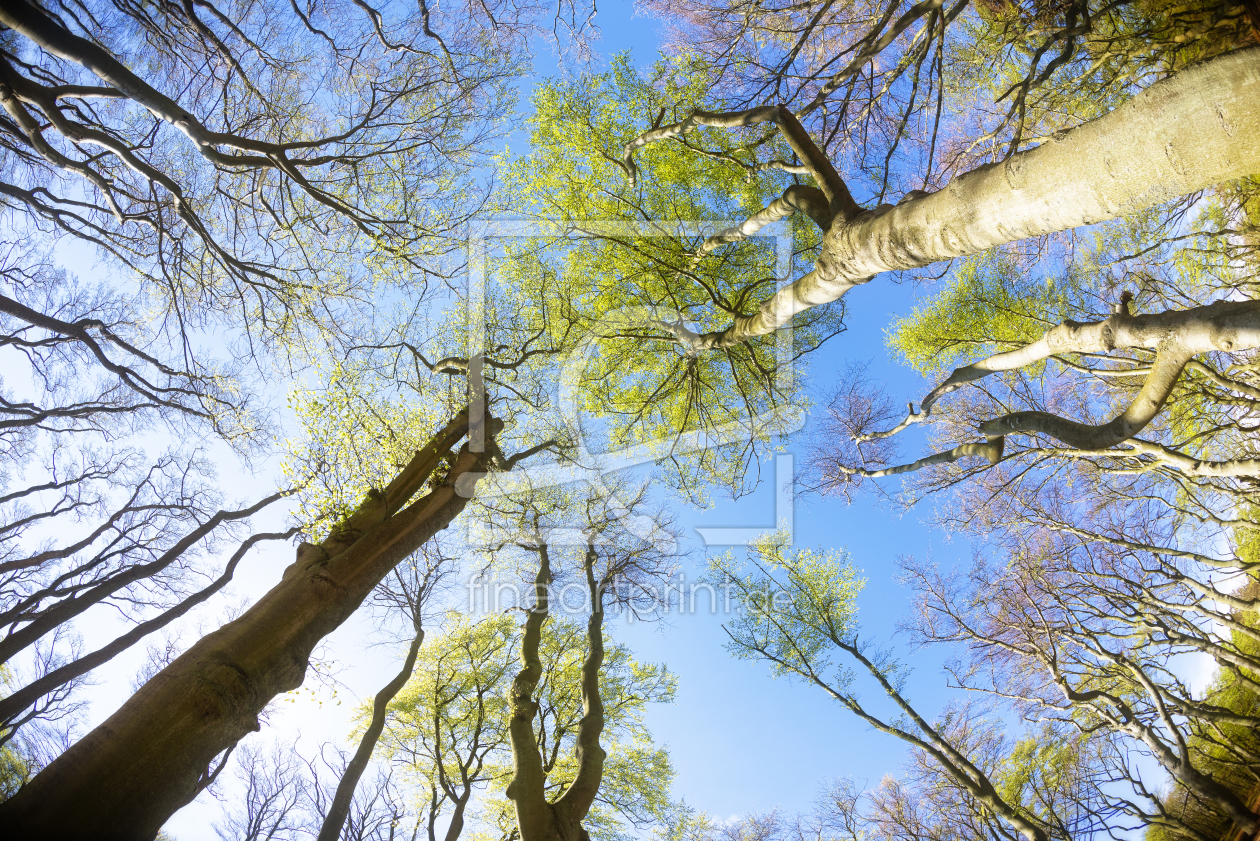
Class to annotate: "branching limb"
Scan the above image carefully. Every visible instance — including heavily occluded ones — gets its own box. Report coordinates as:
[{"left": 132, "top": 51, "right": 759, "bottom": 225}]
[
  {"left": 799, "top": 0, "right": 952, "bottom": 118},
  {"left": 980, "top": 346, "right": 1193, "bottom": 450},
  {"left": 619, "top": 105, "right": 780, "bottom": 187},
  {"left": 620, "top": 104, "right": 860, "bottom": 219},
  {"left": 0, "top": 488, "right": 290, "bottom": 666},
  {"left": 693, "top": 184, "right": 832, "bottom": 264},
  {"left": 1033, "top": 438, "right": 1260, "bottom": 478},
  {"left": 831, "top": 439, "right": 1005, "bottom": 480},
  {"left": 0, "top": 291, "right": 240, "bottom": 429},
  {"left": 867, "top": 299, "right": 1260, "bottom": 450},
  {"left": 0, "top": 526, "right": 298, "bottom": 727}
]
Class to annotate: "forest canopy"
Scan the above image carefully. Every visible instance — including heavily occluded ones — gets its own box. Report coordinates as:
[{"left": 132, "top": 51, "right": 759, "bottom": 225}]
[{"left": 0, "top": 0, "right": 1258, "bottom": 839}]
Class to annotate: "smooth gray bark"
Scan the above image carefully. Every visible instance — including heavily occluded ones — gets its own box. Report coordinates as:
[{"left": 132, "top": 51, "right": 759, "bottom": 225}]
[
  {"left": 666, "top": 47, "right": 1260, "bottom": 349},
  {"left": 848, "top": 299, "right": 1260, "bottom": 477}
]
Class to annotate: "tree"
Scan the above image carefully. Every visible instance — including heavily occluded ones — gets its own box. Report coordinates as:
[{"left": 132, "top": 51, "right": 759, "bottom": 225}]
[
  {"left": 0, "top": 0, "right": 525, "bottom": 337},
  {"left": 0, "top": 239, "right": 292, "bottom": 766},
  {"left": 798, "top": 167, "right": 1260, "bottom": 838},
  {"left": 0, "top": 400, "right": 531, "bottom": 836},
  {"left": 214, "top": 741, "right": 317, "bottom": 841},
  {"left": 373, "top": 613, "right": 676, "bottom": 841},
  {"left": 0, "top": 0, "right": 591, "bottom": 833},
  {"left": 375, "top": 612, "right": 517, "bottom": 841},
  {"left": 712, "top": 534, "right": 1075, "bottom": 841},
  {"left": 668, "top": 743, "right": 1116, "bottom": 841},
  {"left": 498, "top": 16, "right": 1260, "bottom": 501},
  {"left": 902, "top": 533, "right": 1260, "bottom": 836},
  {"left": 213, "top": 739, "right": 411, "bottom": 841},
  {"left": 495, "top": 485, "right": 683, "bottom": 841},
  {"left": 614, "top": 46, "right": 1260, "bottom": 349}
]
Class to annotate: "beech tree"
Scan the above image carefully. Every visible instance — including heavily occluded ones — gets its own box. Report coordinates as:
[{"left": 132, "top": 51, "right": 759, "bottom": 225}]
[
  {"left": 4, "top": 0, "right": 1260, "bottom": 838},
  {"left": 501, "top": 5, "right": 1260, "bottom": 506},
  {"left": 0, "top": 0, "right": 539, "bottom": 334},
  {"left": 371, "top": 613, "right": 676, "bottom": 841},
  {"left": 212, "top": 740, "right": 410, "bottom": 841},
  {"left": 788, "top": 74, "right": 1260, "bottom": 837},
  {"left": 590, "top": 6, "right": 1260, "bottom": 833},
  {"left": 902, "top": 525, "right": 1260, "bottom": 835},
  {"left": 0, "top": 285, "right": 574, "bottom": 835},
  {"left": 611, "top": 47, "right": 1259, "bottom": 350},
  {"left": 501, "top": 0, "right": 1247, "bottom": 356},
  {"left": 711, "top": 535, "right": 1063, "bottom": 841},
  {"left": 316, "top": 542, "right": 456, "bottom": 841},
  {"left": 0, "top": 402, "right": 525, "bottom": 836},
  {"left": 489, "top": 485, "right": 682, "bottom": 841},
  {"left": 372, "top": 613, "right": 518, "bottom": 841},
  {"left": 708, "top": 532, "right": 1258, "bottom": 839},
  {"left": 496, "top": 59, "right": 839, "bottom": 498}
]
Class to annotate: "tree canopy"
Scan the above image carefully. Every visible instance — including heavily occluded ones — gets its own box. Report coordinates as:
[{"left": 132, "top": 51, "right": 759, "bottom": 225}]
[{"left": 1, "top": 0, "right": 1259, "bottom": 839}]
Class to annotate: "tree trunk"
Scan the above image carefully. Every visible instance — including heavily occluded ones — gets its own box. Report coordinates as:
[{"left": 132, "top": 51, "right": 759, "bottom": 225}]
[
  {"left": 0, "top": 410, "right": 501, "bottom": 840},
  {"left": 506, "top": 544, "right": 556, "bottom": 841},
  {"left": 549, "top": 551, "right": 606, "bottom": 837},
  {"left": 505, "top": 544, "right": 607, "bottom": 841},
  {"left": 699, "top": 46, "right": 1260, "bottom": 348}
]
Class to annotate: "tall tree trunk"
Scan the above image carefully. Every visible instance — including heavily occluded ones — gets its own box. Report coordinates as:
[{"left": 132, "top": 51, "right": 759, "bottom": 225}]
[
  {"left": 0, "top": 410, "right": 502, "bottom": 840},
  {"left": 549, "top": 553, "right": 607, "bottom": 839},
  {"left": 506, "top": 544, "right": 556, "bottom": 841},
  {"left": 695, "top": 47, "right": 1260, "bottom": 348},
  {"left": 505, "top": 544, "right": 607, "bottom": 841},
  {"left": 316, "top": 626, "right": 426, "bottom": 841}
]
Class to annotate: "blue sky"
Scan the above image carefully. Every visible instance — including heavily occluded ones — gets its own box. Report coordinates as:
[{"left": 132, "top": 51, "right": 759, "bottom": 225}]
[{"left": 43, "top": 5, "right": 981, "bottom": 837}]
